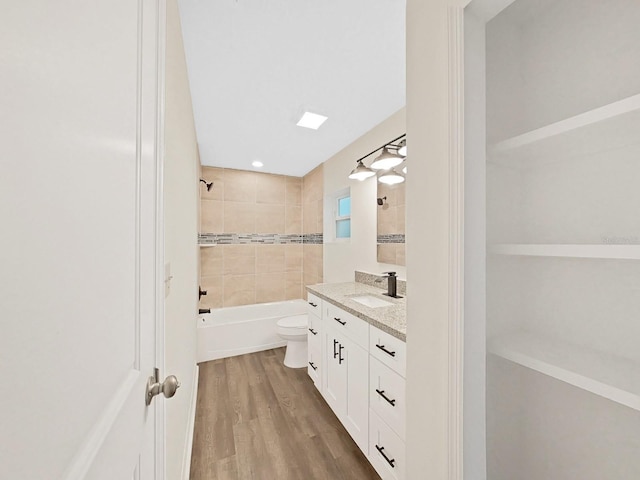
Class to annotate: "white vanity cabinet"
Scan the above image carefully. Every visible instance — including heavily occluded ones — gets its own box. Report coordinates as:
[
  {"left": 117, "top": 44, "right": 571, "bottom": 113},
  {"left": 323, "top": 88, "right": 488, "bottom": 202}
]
[
  {"left": 323, "top": 305, "right": 370, "bottom": 454},
  {"left": 307, "top": 293, "right": 323, "bottom": 387},
  {"left": 307, "top": 288, "right": 407, "bottom": 477}
]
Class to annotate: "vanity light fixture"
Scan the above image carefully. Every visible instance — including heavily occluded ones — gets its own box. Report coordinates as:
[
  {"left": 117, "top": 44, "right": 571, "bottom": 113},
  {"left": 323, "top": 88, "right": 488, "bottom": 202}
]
[
  {"left": 296, "top": 111, "right": 328, "bottom": 130},
  {"left": 370, "top": 146, "right": 404, "bottom": 170},
  {"left": 348, "top": 159, "right": 376, "bottom": 181},
  {"left": 252, "top": 160, "right": 264, "bottom": 168},
  {"left": 347, "top": 133, "right": 407, "bottom": 183},
  {"left": 378, "top": 169, "right": 405, "bottom": 185},
  {"left": 398, "top": 139, "right": 407, "bottom": 157}
]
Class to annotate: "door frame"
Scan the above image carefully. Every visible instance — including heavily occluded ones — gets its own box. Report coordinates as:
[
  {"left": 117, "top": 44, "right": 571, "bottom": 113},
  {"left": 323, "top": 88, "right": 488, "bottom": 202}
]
[{"left": 436, "top": 1, "right": 516, "bottom": 479}]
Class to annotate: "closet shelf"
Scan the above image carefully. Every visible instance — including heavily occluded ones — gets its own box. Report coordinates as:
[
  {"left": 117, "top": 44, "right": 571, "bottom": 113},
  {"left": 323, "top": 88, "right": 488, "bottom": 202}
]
[
  {"left": 198, "top": 243, "right": 217, "bottom": 247},
  {"left": 488, "top": 93, "right": 640, "bottom": 165},
  {"left": 488, "top": 244, "right": 640, "bottom": 260},
  {"left": 488, "top": 331, "right": 640, "bottom": 411}
]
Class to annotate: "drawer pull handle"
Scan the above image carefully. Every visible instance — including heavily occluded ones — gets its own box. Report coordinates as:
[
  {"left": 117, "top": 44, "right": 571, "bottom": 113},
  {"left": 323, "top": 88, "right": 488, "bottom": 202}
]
[
  {"left": 375, "top": 344, "right": 396, "bottom": 357},
  {"left": 308, "top": 361, "right": 318, "bottom": 371},
  {"left": 375, "top": 445, "right": 396, "bottom": 468},
  {"left": 333, "top": 339, "right": 339, "bottom": 358},
  {"left": 338, "top": 344, "right": 344, "bottom": 364},
  {"left": 375, "top": 389, "right": 396, "bottom": 406},
  {"left": 308, "top": 328, "right": 318, "bottom": 335},
  {"left": 334, "top": 317, "right": 347, "bottom": 326},
  {"left": 308, "top": 302, "right": 317, "bottom": 307}
]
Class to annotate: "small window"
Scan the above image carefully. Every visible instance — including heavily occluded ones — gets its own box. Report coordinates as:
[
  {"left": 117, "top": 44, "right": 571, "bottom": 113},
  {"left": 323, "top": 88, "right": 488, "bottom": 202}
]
[{"left": 336, "top": 194, "right": 351, "bottom": 239}]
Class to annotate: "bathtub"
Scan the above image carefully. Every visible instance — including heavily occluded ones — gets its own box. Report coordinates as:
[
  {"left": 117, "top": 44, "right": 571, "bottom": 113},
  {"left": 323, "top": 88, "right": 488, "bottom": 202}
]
[{"left": 197, "top": 299, "right": 308, "bottom": 363}]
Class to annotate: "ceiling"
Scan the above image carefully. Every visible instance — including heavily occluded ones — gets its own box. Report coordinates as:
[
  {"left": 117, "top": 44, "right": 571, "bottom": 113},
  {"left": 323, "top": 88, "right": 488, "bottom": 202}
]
[{"left": 178, "top": 0, "right": 406, "bottom": 177}]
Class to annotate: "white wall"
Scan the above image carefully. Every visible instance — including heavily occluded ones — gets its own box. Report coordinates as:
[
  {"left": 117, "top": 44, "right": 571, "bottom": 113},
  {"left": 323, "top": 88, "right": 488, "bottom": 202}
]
[
  {"left": 322, "top": 108, "right": 407, "bottom": 283},
  {"left": 164, "top": 1, "right": 199, "bottom": 478}
]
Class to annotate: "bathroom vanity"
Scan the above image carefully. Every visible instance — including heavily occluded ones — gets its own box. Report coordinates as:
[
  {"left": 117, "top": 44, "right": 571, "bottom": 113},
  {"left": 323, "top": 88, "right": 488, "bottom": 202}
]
[{"left": 306, "top": 278, "right": 406, "bottom": 480}]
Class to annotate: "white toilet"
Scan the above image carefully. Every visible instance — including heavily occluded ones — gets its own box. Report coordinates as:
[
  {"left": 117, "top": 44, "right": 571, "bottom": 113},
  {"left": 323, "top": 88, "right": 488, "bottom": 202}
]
[{"left": 276, "top": 314, "right": 308, "bottom": 368}]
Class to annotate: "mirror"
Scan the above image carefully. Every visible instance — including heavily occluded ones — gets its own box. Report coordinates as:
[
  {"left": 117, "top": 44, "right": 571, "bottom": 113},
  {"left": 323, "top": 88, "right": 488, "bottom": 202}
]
[{"left": 376, "top": 181, "right": 406, "bottom": 266}]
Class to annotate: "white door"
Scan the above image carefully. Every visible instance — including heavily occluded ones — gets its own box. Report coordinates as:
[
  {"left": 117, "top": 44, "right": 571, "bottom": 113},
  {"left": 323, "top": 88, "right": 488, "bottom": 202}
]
[{"left": 0, "top": 1, "right": 168, "bottom": 479}]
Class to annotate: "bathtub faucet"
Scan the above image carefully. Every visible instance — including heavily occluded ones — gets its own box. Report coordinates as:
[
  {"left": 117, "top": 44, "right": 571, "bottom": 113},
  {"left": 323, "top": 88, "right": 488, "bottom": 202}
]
[
  {"left": 199, "top": 308, "right": 210, "bottom": 314},
  {"left": 199, "top": 286, "right": 207, "bottom": 300}
]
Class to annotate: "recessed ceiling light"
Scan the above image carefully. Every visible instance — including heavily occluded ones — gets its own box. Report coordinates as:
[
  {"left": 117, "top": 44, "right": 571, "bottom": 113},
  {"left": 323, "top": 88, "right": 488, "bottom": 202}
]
[
  {"left": 296, "top": 111, "right": 328, "bottom": 130},
  {"left": 252, "top": 160, "right": 263, "bottom": 168}
]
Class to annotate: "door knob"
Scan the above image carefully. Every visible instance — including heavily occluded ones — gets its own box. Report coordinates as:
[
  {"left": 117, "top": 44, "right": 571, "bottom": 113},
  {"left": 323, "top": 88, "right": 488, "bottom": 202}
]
[{"left": 146, "top": 368, "right": 181, "bottom": 405}]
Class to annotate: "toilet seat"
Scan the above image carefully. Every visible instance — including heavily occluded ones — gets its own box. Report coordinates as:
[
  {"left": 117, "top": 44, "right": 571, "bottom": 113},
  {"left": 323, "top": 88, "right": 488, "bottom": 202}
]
[{"left": 277, "top": 314, "right": 307, "bottom": 330}]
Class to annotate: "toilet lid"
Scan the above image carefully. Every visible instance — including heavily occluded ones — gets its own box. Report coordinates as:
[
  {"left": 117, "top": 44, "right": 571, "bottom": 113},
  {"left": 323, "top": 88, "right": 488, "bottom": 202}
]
[{"left": 277, "top": 314, "right": 307, "bottom": 329}]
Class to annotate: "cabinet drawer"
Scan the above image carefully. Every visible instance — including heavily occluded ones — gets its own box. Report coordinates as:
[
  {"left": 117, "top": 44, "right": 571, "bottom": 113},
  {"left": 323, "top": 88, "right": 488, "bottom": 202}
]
[
  {"left": 326, "top": 302, "right": 369, "bottom": 349},
  {"left": 307, "top": 341, "right": 321, "bottom": 388},
  {"left": 370, "top": 356, "right": 406, "bottom": 440},
  {"left": 370, "top": 326, "right": 406, "bottom": 377},
  {"left": 369, "top": 410, "right": 406, "bottom": 480},
  {"left": 307, "top": 313, "right": 322, "bottom": 353},
  {"left": 307, "top": 292, "right": 323, "bottom": 318}
]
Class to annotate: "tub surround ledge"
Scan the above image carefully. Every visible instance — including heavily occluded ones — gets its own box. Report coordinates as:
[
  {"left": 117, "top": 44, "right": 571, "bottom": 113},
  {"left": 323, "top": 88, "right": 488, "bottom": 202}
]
[{"left": 306, "top": 282, "right": 406, "bottom": 341}]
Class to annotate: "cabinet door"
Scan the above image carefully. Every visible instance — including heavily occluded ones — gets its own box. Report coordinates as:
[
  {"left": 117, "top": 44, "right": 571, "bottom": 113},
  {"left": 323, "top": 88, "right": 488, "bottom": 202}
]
[
  {"left": 324, "top": 327, "right": 346, "bottom": 415},
  {"left": 343, "top": 336, "right": 369, "bottom": 454}
]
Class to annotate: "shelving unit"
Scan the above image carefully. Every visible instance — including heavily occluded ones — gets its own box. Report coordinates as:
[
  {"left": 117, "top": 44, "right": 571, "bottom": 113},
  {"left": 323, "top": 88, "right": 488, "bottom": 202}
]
[
  {"left": 488, "top": 244, "right": 640, "bottom": 260},
  {"left": 488, "top": 331, "right": 640, "bottom": 412},
  {"left": 472, "top": 1, "right": 640, "bottom": 477},
  {"left": 488, "top": 94, "right": 640, "bottom": 166}
]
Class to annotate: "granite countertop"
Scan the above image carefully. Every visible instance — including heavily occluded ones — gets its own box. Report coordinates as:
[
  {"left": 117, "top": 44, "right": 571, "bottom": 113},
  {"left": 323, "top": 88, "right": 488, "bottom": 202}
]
[{"left": 306, "top": 282, "right": 406, "bottom": 341}]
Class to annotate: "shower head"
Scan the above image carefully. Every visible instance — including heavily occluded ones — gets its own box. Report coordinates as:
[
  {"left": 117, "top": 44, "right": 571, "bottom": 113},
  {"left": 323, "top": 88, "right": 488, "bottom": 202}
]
[
  {"left": 200, "top": 178, "right": 213, "bottom": 191},
  {"left": 377, "top": 196, "right": 387, "bottom": 206}
]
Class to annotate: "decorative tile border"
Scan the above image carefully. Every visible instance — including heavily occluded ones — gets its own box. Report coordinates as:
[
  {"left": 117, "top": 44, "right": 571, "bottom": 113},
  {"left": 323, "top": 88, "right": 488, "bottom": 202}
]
[
  {"left": 303, "top": 233, "right": 323, "bottom": 245},
  {"left": 198, "top": 233, "right": 323, "bottom": 245},
  {"left": 377, "top": 234, "right": 405, "bottom": 244},
  {"left": 355, "top": 270, "right": 407, "bottom": 296}
]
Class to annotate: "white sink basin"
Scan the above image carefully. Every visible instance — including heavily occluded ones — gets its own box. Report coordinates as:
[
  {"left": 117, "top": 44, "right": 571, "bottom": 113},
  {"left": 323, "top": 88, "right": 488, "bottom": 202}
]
[{"left": 350, "top": 295, "right": 393, "bottom": 308}]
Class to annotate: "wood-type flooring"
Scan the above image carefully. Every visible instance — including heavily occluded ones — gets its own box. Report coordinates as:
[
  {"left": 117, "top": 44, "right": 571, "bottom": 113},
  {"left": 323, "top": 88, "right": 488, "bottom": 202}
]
[{"left": 189, "top": 347, "right": 381, "bottom": 480}]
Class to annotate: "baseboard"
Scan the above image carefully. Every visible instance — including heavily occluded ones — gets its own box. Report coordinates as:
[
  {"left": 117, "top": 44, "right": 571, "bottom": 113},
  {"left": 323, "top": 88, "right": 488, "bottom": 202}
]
[{"left": 181, "top": 364, "right": 199, "bottom": 480}]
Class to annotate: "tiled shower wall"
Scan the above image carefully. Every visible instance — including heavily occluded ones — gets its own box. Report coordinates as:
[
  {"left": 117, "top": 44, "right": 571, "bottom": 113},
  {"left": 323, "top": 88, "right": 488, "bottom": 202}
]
[
  {"left": 302, "top": 164, "right": 324, "bottom": 291},
  {"left": 199, "top": 165, "right": 323, "bottom": 308}
]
